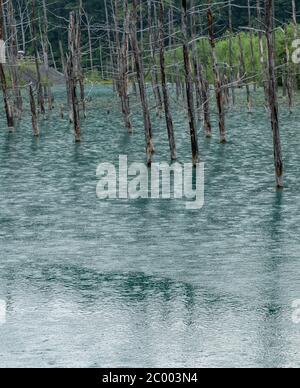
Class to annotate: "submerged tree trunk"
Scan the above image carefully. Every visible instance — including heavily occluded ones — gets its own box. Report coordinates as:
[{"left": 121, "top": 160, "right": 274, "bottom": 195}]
[
  {"left": 42, "top": 0, "right": 53, "bottom": 110},
  {"left": 265, "top": 0, "right": 284, "bottom": 188},
  {"left": 181, "top": 0, "right": 199, "bottom": 166},
  {"left": 29, "top": 84, "right": 40, "bottom": 136},
  {"left": 148, "top": 0, "right": 163, "bottom": 115},
  {"left": 158, "top": 0, "right": 176, "bottom": 160},
  {"left": 238, "top": 33, "right": 252, "bottom": 113},
  {"left": 130, "top": 0, "right": 154, "bottom": 166},
  {"left": 247, "top": 0, "right": 256, "bottom": 91},
  {"left": 207, "top": 1, "right": 226, "bottom": 143},
  {"left": 77, "top": 0, "right": 86, "bottom": 118},
  {"left": 228, "top": 0, "right": 235, "bottom": 105},
  {"left": 0, "top": 0, "right": 14, "bottom": 130},
  {"left": 68, "top": 12, "right": 80, "bottom": 142},
  {"left": 8, "top": 0, "right": 22, "bottom": 118},
  {"left": 256, "top": 0, "right": 268, "bottom": 102},
  {"left": 32, "top": 0, "right": 45, "bottom": 115}
]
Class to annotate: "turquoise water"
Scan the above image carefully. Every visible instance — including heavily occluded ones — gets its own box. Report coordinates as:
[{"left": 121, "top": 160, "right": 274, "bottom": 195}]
[{"left": 0, "top": 86, "right": 300, "bottom": 368}]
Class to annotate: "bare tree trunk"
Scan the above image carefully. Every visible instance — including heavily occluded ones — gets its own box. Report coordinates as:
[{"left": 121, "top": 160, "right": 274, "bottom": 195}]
[
  {"left": 120, "top": 0, "right": 132, "bottom": 133},
  {"left": 265, "top": 0, "right": 283, "bottom": 188},
  {"left": 60, "top": 40, "right": 73, "bottom": 123},
  {"left": 238, "top": 33, "right": 252, "bottom": 113},
  {"left": 42, "top": 0, "right": 53, "bottom": 110},
  {"left": 7, "top": 0, "right": 22, "bottom": 118},
  {"left": 228, "top": 0, "right": 235, "bottom": 105},
  {"left": 104, "top": 0, "right": 114, "bottom": 81},
  {"left": 248, "top": 0, "right": 256, "bottom": 91},
  {"left": 207, "top": 1, "right": 226, "bottom": 143},
  {"left": 77, "top": 0, "right": 86, "bottom": 118},
  {"left": 284, "top": 26, "right": 293, "bottom": 113},
  {"left": 32, "top": 0, "right": 45, "bottom": 115},
  {"left": 0, "top": 0, "right": 14, "bottom": 130},
  {"left": 158, "top": 0, "right": 176, "bottom": 160},
  {"left": 111, "top": 0, "right": 132, "bottom": 132},
  {"left": 182, "top": 0, "right": 199, "bottom": 166},
  {"left": 191, "top": 0, "right": 202, "bottom": 123},
  {"left": 85, "top": 12, "right": 93, "bottom": 71},
  {"left": 17, "top": 1, "right": 26, "bottom": 52},
  {"left": 256, "top": 0, "right": 268, "bottom": 102},
  {"left": 292, "top": 0, "right": 298, "bottom": 38},
  {"left": 148, "top": 0, "right": 163, "bottom": 115},
  {"left": 68, "top": 12, "right": 80, "bottom": 142},
  {"left": 130, "top": 0, "right": 154, "bottom": 166},
  {"left": 29, "top": 84, "right": 39, "bottom": 136}
]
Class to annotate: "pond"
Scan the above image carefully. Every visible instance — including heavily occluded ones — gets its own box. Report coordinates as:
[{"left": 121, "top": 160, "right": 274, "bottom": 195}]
[{"left": 0, "top": 86, "right": 300, "bottom": 367}]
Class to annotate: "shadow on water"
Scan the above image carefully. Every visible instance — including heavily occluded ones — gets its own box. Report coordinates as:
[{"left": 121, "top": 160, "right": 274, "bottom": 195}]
[
  {"left": 1, "top": 263, "right": 244, "bottom": 313},
  {"left": 259, "top": 190, "right": 287, "bottom": 368}
]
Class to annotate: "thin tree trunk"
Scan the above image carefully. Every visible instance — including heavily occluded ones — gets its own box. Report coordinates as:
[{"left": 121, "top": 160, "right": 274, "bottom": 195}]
[
  {"left": 77, "top": 0, "right": 86, "bottom": 118},
  {"left": 29, "top": 84, "right": 39, "bottom": 136},
  {"left": 265, "top": 0, "right": 284, "bottom": 188},
  {"left": 207, "top": 1, "right": 226, "bottom": 143},
  {"left": 130, "top": 0, "right": 154, "bottom": 166},
  {"left": 0, "top": 0, "right": 14, "bottom": 130},
  {"left": 17, "top": 1, "right": 26, "bottom": 52},
  {"left": 238, "top": 33, "right": 252, "bottom": 113},
  {"left": 228, "top": 0, "right": 235, "bottom": 105},
  {"left": 32, "top": 0, "right": 45, "bottom": 115},
  {"left": 148, "top": 0, "right": 163, "bottom": 115},
  {"left": 182, "top": 0, "right": 199, "bottom": 165},
  {"left": 8, "top": 0, "right": 22, "bottom": 118},
  {"left": 257, "top": 0, "right": 268, "bottom": 102},
  {"left": 42, "top": 0, "right": 53, "bottom": 110},
  {"left": 158, "top": 0, "right": 176, "bottom": 160},
  {"left": 120, "top": 0, "right": 132, "bottom": 133},
  {"left": 292, "top": 0, "right": 298, "bottom": 38},
  {"left": 284, "top": 26, "right": 293, "bottom": 113},
  {"left": 248, "top": 0, "right": 256, "bottom": 91},
  {"left": 68, "top": 12, "right": 80, "bottom": 142}
]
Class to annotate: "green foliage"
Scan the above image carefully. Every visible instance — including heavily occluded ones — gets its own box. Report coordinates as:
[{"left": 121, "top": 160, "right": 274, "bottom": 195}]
[{"left": 164, "top": 23, "right": 300, "bottom": 87}]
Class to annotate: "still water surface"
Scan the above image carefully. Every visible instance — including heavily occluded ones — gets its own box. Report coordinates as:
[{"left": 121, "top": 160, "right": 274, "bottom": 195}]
[{"left": 0, "top": 86, "right": 300, "bottom": 367}]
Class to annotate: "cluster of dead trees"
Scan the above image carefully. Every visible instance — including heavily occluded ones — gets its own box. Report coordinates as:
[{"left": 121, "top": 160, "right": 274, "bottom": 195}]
[
  {"left": 0, "top": 0, "right": 298, "bottom": 189},
  {"left": 105, "top": 0, "right": 286, "bottom": 187}
]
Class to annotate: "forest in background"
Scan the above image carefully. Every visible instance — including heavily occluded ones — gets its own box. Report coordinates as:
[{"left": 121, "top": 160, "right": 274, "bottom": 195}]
[{"left": 8, "top": 0, "right": 300, "bottom": 79}]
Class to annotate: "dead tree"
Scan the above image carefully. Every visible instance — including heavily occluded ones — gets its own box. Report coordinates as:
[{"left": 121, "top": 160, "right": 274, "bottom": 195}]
[
  {"left": 7, "top": 0, "right": 22, "bottom": 118},
  {"left": 228, "top": 0, "right": 235, "bottom": 105},
  {"left": 265, "top": 0, "right": 283, "bottom": 188},
  {"left": 148, "top": 0, "right": 163, "bottom": 115},
  {"left": 67, "top": 12, "right": 81, "bottom": 142},
  {"left": 292, "top": 0, "right": 298, "bottom": 38},
  {"left": 42, "top": 0, "right": 53, "bottom": 110},
  {"left": 182, "top": 0, "right": 199, "bottom": 166},
  {"left": 0, "top": 0, "right": 14, "bottom": 130},
  {"left": 111, "top": 0, "right": 132, "bottom": 132},
  {"left": 247, "top": 0, "right": 256, "bottom": 91},
  {"left": 191, "top": 2, "right": 212, "bottom": 137},
  {"left": 29, "top": 84, "right": 39, "bottom": 136},
  {"left": 120, "top": 0, "right": 132, "bottom": 133},
  {"left": 17, "top": 0, "right": 26, "bottom": 52},
  {"left": 158, "top": 0, "right": 176, "bottom": 160},
  {"left": 77, "top": 0, "right": 86, "bottom": 118},
  {"left": 31, "top": 0, "right": 45, "bottom": 115},
  {"left": 238, "top": 33, "right": 252, "bottom": 113},
  {"left": 283, "top": 26, "right": 293, "bottom": 113},
  {"left": 59, "top": 40, "right": 73, "bottom": 123},
  {"left": 169, "top": 0, "right": 182, "bottom": 101},
  {"left": 191, "top": 0, "right": 203, "bottom": 123},
  {"left": 207, "top": 1, "right": 226, "bottom": 143},
  {"left": 130, "top": 0, "right": 154, "bottom": 166},
  {"left": 256, "top": 0, "right": 268, "bottom": 101}
]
